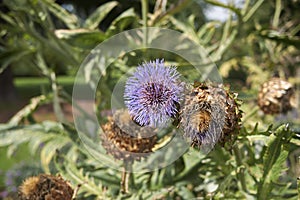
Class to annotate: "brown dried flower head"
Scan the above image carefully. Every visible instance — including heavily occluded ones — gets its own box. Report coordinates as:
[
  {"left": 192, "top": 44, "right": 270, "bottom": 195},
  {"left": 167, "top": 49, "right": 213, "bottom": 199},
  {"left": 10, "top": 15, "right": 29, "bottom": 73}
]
[
  {"left": 101, "top": 109, "right": 157, "bottom": 161},
  {"left": 180, "top": 82, "right": 242, "bottom": 149},
  {"left": 258, "top": 78, "right": 295, "bottom": 115},
  {"left": 18, "top": 174, "right": 73, "bottom": 200}
]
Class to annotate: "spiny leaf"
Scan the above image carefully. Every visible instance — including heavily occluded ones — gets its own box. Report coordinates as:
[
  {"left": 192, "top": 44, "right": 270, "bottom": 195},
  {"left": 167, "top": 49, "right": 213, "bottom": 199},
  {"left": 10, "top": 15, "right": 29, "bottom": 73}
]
[
  {"left": 40, "top": 136, "right": 71, "bottom": 173},
  {"left": 262, "top": 125, "right": 290, "bottom": 178},
  {"left": 257, "top": 125, "right": 291, "bottom": 200},
  {"left": 55, "top": 157, "right": 108, "bottom": 198}
]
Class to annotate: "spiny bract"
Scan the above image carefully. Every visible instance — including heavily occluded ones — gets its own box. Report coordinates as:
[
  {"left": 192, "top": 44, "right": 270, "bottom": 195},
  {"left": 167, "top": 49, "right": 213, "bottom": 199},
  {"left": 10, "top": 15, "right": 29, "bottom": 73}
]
[
  {"left": 180, "top": 82, "right": 242, "bottom": 151},
  {"left": 101, "top": 109, "right": 157, "bottom": 161},
  {"left": 258, "top": 78, "right": 295, "bottom": 115},
  {"left": 18, "top": 174, "right": 73, "bottom": 200}
]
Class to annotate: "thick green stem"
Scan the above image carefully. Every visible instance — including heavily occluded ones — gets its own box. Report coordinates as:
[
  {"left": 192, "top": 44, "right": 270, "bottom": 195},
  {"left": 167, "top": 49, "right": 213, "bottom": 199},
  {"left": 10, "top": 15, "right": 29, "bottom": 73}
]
[
  {"left": 141, "top": 0, "right": 148, "bottom": 47},
  {"left": 233, "top": 144, "right": 247, "bottom": 192}
]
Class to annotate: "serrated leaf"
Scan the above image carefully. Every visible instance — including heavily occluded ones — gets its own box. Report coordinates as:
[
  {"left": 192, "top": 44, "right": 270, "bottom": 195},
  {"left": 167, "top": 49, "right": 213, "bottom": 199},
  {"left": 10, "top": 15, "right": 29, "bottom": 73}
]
[
  {"left": 84, "top": 1, "right": 118, "bottom": 30},
  {"left": 0, "top": 128, "right": 24, "bottom": 147},
  {"left": 28, "top": 133, "right": 55, "bottom": 155},
  {"left": 257, "top": 125, "right": 291, "bottom": 200},
  {"left": 262, "top": 126, "right": 287, "bottom": 178},
  {"left": 40, "top": 136, "right": 70, "bottom": 173},
  {"left": 56, "top": 159, "right": 107, "bottom": 197}
]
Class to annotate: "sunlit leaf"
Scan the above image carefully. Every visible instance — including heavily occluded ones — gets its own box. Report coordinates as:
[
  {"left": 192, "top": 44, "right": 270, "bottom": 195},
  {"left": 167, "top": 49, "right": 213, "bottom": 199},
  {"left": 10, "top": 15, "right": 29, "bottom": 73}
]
[
  {"left": 84, "top": 1, "right": 118, "bottom": 30},
  {"left": 43, "top": 0, "right": 79, "bottom": 29},
  {"left": 55, "top": 29, "right": 107, "bottom": 49},
  {"left": 106, "top": 8, "right": 138, "bottom": 36}
]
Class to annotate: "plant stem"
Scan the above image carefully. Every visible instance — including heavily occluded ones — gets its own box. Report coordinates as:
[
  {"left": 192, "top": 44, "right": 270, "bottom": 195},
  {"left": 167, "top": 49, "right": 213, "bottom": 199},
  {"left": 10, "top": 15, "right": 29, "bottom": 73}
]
[
  {"left": 233, "top": 143, "right": 247, "bottom": 192},
  {"left": 121, "top": 160, "right": 134, "bottom": 194},
  {"left": 141, "top": 0, "right": 148, "bottom": 47},
  {"left": 297, "top": 156, "right": 300, "bottom": 199},
  {"left": 272, "top": 0, "right": 281, "bottom": 28},
  {"left": 152, "top": 0, "right": 191, "bottom": 25},
  {"left": 297, "top": 177, "right": 300, "bottom": 199},
  {"left": 243, "top": 0, "right": 264, "bottom": 22}
]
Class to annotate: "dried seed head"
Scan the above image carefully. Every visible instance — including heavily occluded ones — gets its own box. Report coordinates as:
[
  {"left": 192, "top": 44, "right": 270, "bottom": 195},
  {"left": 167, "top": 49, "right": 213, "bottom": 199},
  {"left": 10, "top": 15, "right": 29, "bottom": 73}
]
[
  {"left": 180, "top": 82, "right": 242, "bottom": 150},
  {"left": 18, "top": 174, "right": 73, "bottom": 200},
  {"left": 258, "top": 78, "right": 295, "bottom": 115},
  {"left": 101, "top": 109, "right": 157, "bottom": 161}
]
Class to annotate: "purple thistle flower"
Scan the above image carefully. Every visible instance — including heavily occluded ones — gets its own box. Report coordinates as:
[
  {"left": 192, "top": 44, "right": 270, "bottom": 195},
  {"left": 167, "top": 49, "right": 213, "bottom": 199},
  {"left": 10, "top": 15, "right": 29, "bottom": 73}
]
[{"left": 124, "top": 59, "right": 183, "bottom": 127}]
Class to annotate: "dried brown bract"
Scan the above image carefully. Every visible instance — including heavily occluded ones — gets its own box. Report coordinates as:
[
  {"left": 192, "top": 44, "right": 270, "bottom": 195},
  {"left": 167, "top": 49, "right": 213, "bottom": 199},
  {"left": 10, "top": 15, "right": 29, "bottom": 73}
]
[
  {"left": 18, "top": 174, "right": 73, "bottom": 200},
  {"left": 258, "top": 78, "right": 295, "bottom": 115}
]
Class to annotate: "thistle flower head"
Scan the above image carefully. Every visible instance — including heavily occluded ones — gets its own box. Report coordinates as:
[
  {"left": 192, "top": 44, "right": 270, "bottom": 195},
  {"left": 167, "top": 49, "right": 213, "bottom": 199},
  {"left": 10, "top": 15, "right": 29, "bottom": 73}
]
[
  {"left": 258, "top": 78, "right": 295, "bottom": 115},
  {"left": 101, "top": 109, "right": 157, "bottom": 161},
  {"left": 18, "top": 174, "right": 73, "bottom": 200},
  {"left": 124, "top": 59, "right": 183, "bottom": 127},
  {"left": 180, "top": 82, "right": 242, "bottom": 151}
]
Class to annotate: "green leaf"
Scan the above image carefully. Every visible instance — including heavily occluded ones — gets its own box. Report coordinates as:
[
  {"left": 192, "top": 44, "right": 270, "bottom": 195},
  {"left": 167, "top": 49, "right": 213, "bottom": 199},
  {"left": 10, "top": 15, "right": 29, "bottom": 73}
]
[
  {"left": 259, "top": 30, "right": 300, "bottom": 48},
  {"left": 242, "top": 0, "right": 264, "bottom": 22},
  {"left": 106, "top": 8, "right": 137, "bottom": 36},
  {"left": 55, "top": 157, "right": 108, "bottom": 197},
  {"left": 43, "top": 0, "right": 79, "bottom": 29},
  {"left": 176, "top": 185, "right": 195, "bottom": 199},
  {"left": 0, "top": 47, "right": 34, "bottom": 73},
  {"left": 9, "top": 95, "right": 50, "bottom": 126},
  {"left": 55, "top": 29, "right": 107, "bottom": 49},
  {"left": 40, "top": 136, "right": 70, "bottom": 173},
  {"left": 204, "top": 0, "right": 242, "bottom": 18},
  {"left": 84, "top": 1, "right": 118, "bottom": 30},
  {"left": 0, "top": 122, "right": 73, "bottom": 173},
  {"left": 257, "top": 125, "right": 291, "bottom": 200}
]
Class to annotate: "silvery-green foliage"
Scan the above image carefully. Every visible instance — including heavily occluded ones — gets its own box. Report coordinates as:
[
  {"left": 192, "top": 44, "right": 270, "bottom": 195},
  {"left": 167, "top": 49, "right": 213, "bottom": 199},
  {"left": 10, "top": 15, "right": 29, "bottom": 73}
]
[{"left": 0, "top": 0, "right": 299, "bottom": 199}]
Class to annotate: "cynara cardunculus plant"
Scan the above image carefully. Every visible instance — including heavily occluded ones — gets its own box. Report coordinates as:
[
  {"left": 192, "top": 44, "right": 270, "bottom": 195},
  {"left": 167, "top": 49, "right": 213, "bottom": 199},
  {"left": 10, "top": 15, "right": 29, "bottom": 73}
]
[{"left": 124, "top": 59, "right": 183, "bottom": 127}]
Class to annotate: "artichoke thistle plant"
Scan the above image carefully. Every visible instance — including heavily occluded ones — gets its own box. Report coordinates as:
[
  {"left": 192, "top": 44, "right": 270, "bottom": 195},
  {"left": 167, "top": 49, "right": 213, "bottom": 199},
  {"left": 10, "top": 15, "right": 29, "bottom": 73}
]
[{"left": 0, "top": 0, "right": 299, "bottom": 200}]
